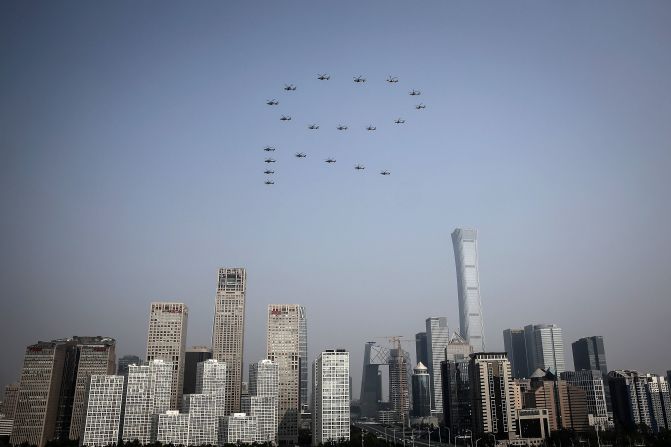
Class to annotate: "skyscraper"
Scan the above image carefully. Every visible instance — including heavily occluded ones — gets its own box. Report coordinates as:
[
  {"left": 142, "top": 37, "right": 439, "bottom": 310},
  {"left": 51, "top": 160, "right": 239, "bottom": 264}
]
[
  {"left": 503, "top": 329, "right": 528, "bottom": 378},
  {"left": 313, "top": 350, "right": 350, "bottom": 446},
  {"left": 389, "top": 347, "right": 410, "bottom": 425},
  {"left": 81, "top": 375, "right": 124, "bottom": 447},
  {"left": 444, "top": 332, "right": 473, "bottom": 362},
  {"left": 359, "top": 342, "right": 384, "bottom": 419},
  {"left": 10, "top": 341, "right": 70, "bottom": 447},
  {"left": 411, "top": 363, "right": 431, "bottom": 418},
  {"left": 243, "top": 359, "right": 279, "bottom": 444},
  {"left": 441, "top": 358, "right": 471, "bottom": 436},
  {"left": 196, "top": 359, "right": 227, "bottom": 417},
  {"left": 469, "top": 353, "right": 516, "bottom": 440},
  {"left": 121, "top": 360, "right": 172, "bottom": 443},
  {"left": 560, "top": 370, "right": 610, "bottom": 429},
  {"left": 608, "top": 370, "right": 671, "bottom": 433},
  {"left": 1, "top": 382, "right": 19, "bottom": 422},
  {"left": 183, "top": 346, "right": 212, "bottom": 395},
  {"left": 572, "top": 336, "right": 608, "bottom": 374},
  {"left": 426, "top": 317, "right": 449, "bottom": 412},
  {"left": 267, "top": 304, "right": 306, "bottom": 444},
  {"left": 9, "top": 337, "right": 116, "bottom": 447},
  {"left": 219, "top": 413, "right": 259, "bottom": 445},
  {"left": 523, "top": 324, "right": 565, "bottom": 375},
  {"left": 146, "top": 302, "right": 188, "bottom": 410},
  {"left": 415, "top": 332, "right": 429, "bottom": 367},
  {"left": 212, "top": 268, "right": 247, "bottom": 415},
  {"left": 451, "top": 228, "right": 486, "bottom": 352}
]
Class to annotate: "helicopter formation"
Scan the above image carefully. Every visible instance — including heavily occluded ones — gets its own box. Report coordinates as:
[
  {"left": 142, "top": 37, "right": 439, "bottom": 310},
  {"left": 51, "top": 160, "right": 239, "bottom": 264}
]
[{"left": 262, "top": 73, "right": 428, "bottom": 185}]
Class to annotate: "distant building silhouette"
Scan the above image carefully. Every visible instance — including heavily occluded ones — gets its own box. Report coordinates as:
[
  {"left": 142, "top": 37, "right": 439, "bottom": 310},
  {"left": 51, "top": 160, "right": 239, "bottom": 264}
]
[{"left": 503, "top": 328, "right": 528, "bottom": 378}]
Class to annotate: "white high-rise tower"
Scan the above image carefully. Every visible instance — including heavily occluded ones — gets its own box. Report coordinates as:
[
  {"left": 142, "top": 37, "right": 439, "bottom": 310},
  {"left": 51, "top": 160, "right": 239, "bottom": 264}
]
[
  {"left": 451, "top": 228, "right": 486, "bottom": 352},
  {"left": 426, "top": 317, "right": 449, "bottom": 412}
]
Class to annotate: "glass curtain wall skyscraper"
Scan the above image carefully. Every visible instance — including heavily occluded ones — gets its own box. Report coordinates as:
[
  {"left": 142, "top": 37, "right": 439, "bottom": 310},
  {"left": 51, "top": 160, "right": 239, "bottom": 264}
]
[
  {"left": 451, "top": 228, "right": 486, "bottom": 352},
  {"left": 426, "top": 317, "right": 449, "bottom": 413}
]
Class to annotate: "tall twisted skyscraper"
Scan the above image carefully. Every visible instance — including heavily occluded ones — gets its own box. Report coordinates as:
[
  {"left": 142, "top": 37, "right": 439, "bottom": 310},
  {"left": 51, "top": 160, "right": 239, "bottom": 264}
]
[
  {"left": 212, "top": 268, "right": 246, "bottom": 415},
  {"left": 451, "top": 228, "right": 486, "bottom": 352}
]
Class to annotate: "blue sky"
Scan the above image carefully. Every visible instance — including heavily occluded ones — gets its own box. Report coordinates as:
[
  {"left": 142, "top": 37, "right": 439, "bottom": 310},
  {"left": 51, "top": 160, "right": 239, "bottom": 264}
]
[{"left": 1, "top": 1, "right": 670, "bottom": 394}]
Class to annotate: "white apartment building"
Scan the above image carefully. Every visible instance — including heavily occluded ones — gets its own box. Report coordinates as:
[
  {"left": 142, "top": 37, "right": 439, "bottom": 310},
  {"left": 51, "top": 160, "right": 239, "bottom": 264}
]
[
  {"left": 81, "top": 375, "right": 124, "bottom": 447},
  {"left": 313, "top": 350, "right": 350, "bottom": 446}
]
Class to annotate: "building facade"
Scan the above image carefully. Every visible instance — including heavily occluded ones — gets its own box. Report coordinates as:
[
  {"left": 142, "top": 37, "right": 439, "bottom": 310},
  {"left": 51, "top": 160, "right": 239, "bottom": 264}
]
[
  {"left": 1, "top": 382, "right": 19, "bottom": 434},
  {"left": 212, "top": 268, "right": 246, "bottom": 416},
  {"left": 195, "top": 359, "right": 227, "bottom": 417},
  {"left": 609, "top": 370, "right": 671, "bottom": 433},
  {"left": 572, "top": 336, "right": 608, "bottom": 374},
  {"left": 415, "top": 332, "right": 429, "bottom": 367},
  {"left": 121, "top": 360, "right": 172, "bottom": 443},
  {"left": 81, "top": 375, "right": 124, "bottom": 447},
  {"left": 313, "top": 350, "right": 350, "bottom": 446},
  {"left": 389, "top": 347, "right": 411, "bottom": 425},
  {"left": 503, "top": 329, "right": 528, "bottom": 378},
  {"left": 426, "top": 317, "right": 449, "bottom": 413},
  {"left": 523, "top": 324, "right": 565, "bottom": 375},
  {"left": 117, "top": 355, "right": 141, "bottom": 379},
  {"left": 156, "top": 411, "right": 189, "bottom": 446},
  {"left": 220, "top": 413, "right": 259, "bottom": 445},
  {"left": 146, "top": 302, "right": 188, "bottom": 410},
  {"left": 451, "top": 228, "right": 486, "bottom": 352},
  {"left": 441, "top": 359, "right": 471, "bottom": 436},
  {"left": 267, "top": 304, "right": 306, "bottom": 444},
  {"left": 244, "top": 359, "right": 279, "bottom": 444},
  {"left": 411, "top": 363, "right": 431, "bottom": 418},
  {"left": 183, "top": 347, "right": 212, "bottom": 396},
  {"left": 560, "top": 370, "right": 610, "bottom": 429},
  {"left": 469, "top": 353, "right": 516, "bottom": 440}
]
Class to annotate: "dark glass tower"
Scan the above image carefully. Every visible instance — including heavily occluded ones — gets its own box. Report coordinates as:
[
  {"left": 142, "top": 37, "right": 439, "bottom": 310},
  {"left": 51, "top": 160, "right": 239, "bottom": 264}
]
[
  {"left": 117, "top": 354, "right": 142, "bottom": 378},
  {"left": 503, "top": 329, "right": 528, "bottom": 378},
  {"left": 182, "top": 347, "right": 212, "bottom": 395},
  {"left": 441, "top": 359, "right": 471, "bottom": 436},
  {"left": 572, "top": 336, "right": 608, "bottom": 374},
  {"left": 415, "top": 332, "right": 429, "bottom": 367},
  {"left": 411, "top": 363, "right": 431, "bottom": 417}
]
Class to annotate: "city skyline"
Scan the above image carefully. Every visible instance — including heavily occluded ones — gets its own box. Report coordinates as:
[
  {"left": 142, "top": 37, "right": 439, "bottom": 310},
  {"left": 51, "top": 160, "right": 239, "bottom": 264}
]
[{"left": 2, "top": 0, "right": 671, "bottom": 401}]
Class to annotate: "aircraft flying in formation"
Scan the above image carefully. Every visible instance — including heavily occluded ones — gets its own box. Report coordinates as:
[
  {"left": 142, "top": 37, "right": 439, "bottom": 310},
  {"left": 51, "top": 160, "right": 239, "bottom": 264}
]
[
  {"left": 284, "top": 84, "right": 297, "bottom": 91},
  {"left": 317, "top": 74, "right": 330, "bottom": 80},
  {"left": 308, "top": 124, "right": 319, "bottom": 130},
  {"left": 366, "top": 125, "right": 376, "bottom": 131},
  {"left": 380, "top": 171, "right": 390, "bottom": 175},
  {"left": 325, "top": 158, "right": 336, "bottom": 163},
  {"left": 337, "top": 125, "right": 348, "bottom": 130},
  {"left": 264, "top": 170, "right": 274, "bottom": 175},
  {"left": 394, "top": 118, "right": 406, "bottom": 124},
  {"left": 415, "top": 103, "right": 426, "bottom": 109},
  {"left": 295, "top": 153, "right": 307, "bottom": 158},
  {"left": 353, "top": 75, "right": 366, "bottom": 83},
  {"left": 386, "top": 76, "right": 399, "bottom": 83},
  {"left": 280, "top": 115, "right": 292, "bottom": 121},
  {"left": 263, "top": 146, "right": 276, "bottom": 152},
  {"left": 265, "top": 180, "right": 274, "bottom": 185},
  {"left": 266, "top": 99, "right": 279, "bottom": 105},
  {"left": 264, "top": 158, "right": 276, "bottom": 163},
  {"left": 409, "top": 89, "right": 421, "bottom": 96},
  {"left": 354, "top": 164, "right": 365, "bottom": 170}
]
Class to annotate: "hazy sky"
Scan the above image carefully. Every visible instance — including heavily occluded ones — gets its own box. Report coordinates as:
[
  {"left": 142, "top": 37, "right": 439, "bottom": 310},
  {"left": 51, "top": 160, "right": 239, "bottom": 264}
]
[{"left": 1, "top": 1, "right": 670, "bottom": 396}]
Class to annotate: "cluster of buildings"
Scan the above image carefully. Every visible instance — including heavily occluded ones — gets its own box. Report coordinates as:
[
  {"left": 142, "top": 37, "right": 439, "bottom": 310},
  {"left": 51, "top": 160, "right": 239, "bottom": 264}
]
[
  {"left": 1, "top": 228, "right": 669, "bottom": 447},
  {"left": 0, "top": 268, "right": 350, "bottom": 447},
  {"left": 357, "top": 229, "right": 671, "bottom": 445}
]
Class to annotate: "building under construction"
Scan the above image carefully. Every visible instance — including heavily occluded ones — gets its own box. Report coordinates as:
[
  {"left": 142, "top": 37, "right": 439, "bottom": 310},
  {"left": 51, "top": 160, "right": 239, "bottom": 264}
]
[{"left": 359, "top": 338, "right": 411, "bottom": 425}]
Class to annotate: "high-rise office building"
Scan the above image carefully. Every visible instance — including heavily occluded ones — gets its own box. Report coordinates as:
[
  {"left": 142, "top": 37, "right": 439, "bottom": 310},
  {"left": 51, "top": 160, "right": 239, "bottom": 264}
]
[
  {"left": 572, "top": 337, "right": 608, "bottom": 374},
  {"left": 445, "top": 332, "right": 473, "bottom": 361},
  {"left": 121, "top": 360, "right": 172, "bottom": 443},
  {"left": 503, "top": 329, "right": 529, "bottom": 378},
  {"left": 525, "top": 369, "right": 589, "bottom": 432},
  {"left": 156, "top": 411, "right": 189, "bottom": 446},
  {"left": 10, "top": 341, "right": 70, "bottom": 447},
  {"left": 560, "top": 370, "right": 610, "bottom": 429},
  {"left": 608, "top": 370, "right": 671, "bottom": 433},
  {"left": 196, "top": 359, "right": 227, "bottom": 417},
  {"left": 313, "top": 350, "right": 350, "bottom": 446},
  {"left": 10, "top": 337, "right": 116, "bottom": 447},
  {"left": 219, "top": 413, "right": 259, "bottom": 445},
  {"left": 183, "top": 347, "right": 212, "bottom": 395},
  {"left": 1, "top": 382, "right": 19, "bottom": 421},
  {"left": 441, "top": 359, "right": 471, "bottom": 436},
  {"left": 117, "top": 355, "right": 141, "bottom": 379},
  {"left": 243, "top": 359, "right": 279, "bottom": 444},
  {"left": 469, "top": 353, "right": 516, "bottom": 440},
  {"left": 183, "top": 393, "right": 218, "bottom": 446},
  {"left": 523, "top": 324, "right": 565, "bottom": 375},
  {"left": 359, "top": 342, "right": 383, "bottom": 419},
  {"left": 389, "top": 347, "right": 410, "bottom": 425},
  {"left": 67, "top": 337, "right": 117, "bottom": 441},
  {"left": 415, "top": 333, "right": 429, "bottom": 368},
  {"left": 212, "top": 268, "right": 247, "bottom": 416},
  {"left": 411, "top": 363, "right": 431, "bottom": 418},
  {"left": 81, "top": 375, "right": 124, "bottom": 447},
  {"left": 267, "top": 304, "right": 306, "bottom": 444},
  {"left": 146, "top": 302, "right": 188, "bottom": 410},
  {"left": 451, "top": 228, "right": 486, "bottom": 352},
  {"left": 426, "top": 317, "right": 449, "bottom": 412}
]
